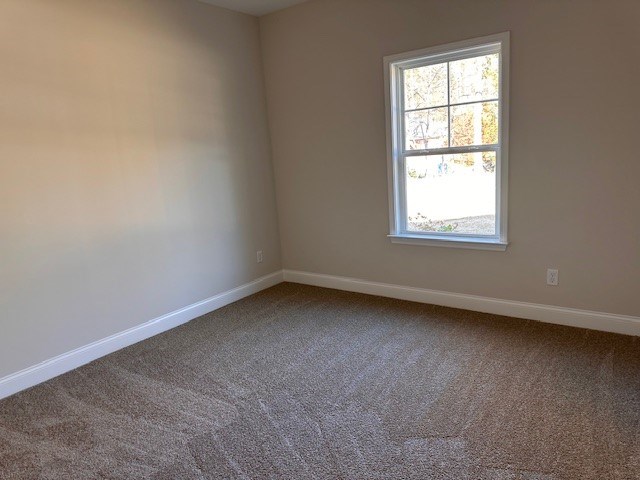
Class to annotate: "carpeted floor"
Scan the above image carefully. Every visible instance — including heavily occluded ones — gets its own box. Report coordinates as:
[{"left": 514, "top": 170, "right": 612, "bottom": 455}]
[{"left": 1, "top": 283, "right": 639, "bottom": 479}]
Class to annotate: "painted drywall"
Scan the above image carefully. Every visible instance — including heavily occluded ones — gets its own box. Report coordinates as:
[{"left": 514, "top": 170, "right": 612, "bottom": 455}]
[
  {"left": 0, "top": 0, "right": 281, "bottom": 378},
  {"left": 260, "top": 0, "right": 640, "bottom": 317}
]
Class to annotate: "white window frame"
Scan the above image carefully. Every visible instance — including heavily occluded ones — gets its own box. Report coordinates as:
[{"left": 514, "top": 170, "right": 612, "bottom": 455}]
[{"left": 384, "top": 32, "right": 510, "bottom": 251}]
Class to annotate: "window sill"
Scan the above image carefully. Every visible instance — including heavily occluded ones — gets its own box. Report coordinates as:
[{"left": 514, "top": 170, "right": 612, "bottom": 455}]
[{"left": 388, "top": 234, "right": 508, "bottom": 251}]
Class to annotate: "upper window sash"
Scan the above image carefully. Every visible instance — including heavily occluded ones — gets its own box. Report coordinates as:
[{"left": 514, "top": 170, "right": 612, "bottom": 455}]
[{"left": 395, "top": 46, "right": 503, "bottom": 156}]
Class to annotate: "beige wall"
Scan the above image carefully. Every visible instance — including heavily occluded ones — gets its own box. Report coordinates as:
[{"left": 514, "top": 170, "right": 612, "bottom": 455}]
[
  {"left": 260, "top": 0, "right": 640, "bottom": 316},
  {"left": 0, "top": 0, "right": 281, "bottom": 378}
]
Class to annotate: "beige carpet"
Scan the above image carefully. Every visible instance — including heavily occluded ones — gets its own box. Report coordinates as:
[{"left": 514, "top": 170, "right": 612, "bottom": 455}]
[{"left": 1, "top": 283, "right": 639, "bottom": 479}]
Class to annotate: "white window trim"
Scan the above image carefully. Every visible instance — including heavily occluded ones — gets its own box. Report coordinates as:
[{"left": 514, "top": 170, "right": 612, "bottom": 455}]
[{"left": 384, "top": 32, "right": 510, "bottom": 251}]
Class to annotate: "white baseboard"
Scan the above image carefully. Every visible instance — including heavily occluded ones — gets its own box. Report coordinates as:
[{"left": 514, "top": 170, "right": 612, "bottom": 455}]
[
  {"left": 283, "top": 270, "right": 640, "bottom": 337},
  {"left": 3, "top": 268, "right": 637, "bottom": 401},
  {"left": 0, "top": 271, "right": 284, "bottom": 401}
]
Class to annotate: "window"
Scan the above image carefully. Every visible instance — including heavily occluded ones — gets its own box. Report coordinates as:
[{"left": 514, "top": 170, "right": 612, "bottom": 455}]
[{"left": 384, "top": 33, "right": 509, "bottom": 250}]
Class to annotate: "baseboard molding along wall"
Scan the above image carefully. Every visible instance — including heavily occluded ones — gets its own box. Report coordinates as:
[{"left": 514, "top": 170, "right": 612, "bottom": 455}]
[
  {"left": 283, "top": 270, "right": 640, "bottom": 337},
  {"left": 3, "top": 268, "right": 638, "bottom": 401},
  {"left": 0, "top": 271, "right": 284, "bottom": 401}
]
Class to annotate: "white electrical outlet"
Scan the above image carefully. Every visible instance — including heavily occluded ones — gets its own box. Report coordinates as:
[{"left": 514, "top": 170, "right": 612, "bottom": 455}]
[
  {"left": 547, "top": 268, "right": 559, "bottom": 286},
  {"left": 256, "top": 251, "right": 263, "bottom": 263}
]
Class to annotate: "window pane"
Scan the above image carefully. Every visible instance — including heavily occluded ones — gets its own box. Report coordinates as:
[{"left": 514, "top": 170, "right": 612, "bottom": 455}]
[
  {"left": 405, "top": 152, "right": 496, "bottom": 235},
  {"left": 405, "top": 108, "right": 448, "bottom": 150},
  {"left": 403, "top": 63, "right": 448, "bottom": 110},
  {"left": 451, "top": 101, "right": 499, "bottom": 147},
  {"left": 449, "top": 53, "right": 499, "bottom": 104}
]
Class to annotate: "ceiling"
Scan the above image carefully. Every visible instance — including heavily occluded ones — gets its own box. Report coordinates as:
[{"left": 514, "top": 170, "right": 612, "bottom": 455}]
[{"left": 197, "top": 0, "right": 310, "bottom": 16}]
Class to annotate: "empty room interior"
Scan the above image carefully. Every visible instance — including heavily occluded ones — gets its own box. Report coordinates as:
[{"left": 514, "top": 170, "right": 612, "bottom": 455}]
[{"left": 1, "top": 0, "right": 639, "bottom": 478}]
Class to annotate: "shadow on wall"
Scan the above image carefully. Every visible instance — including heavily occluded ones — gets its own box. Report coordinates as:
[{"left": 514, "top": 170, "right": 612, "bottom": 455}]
[{"left": 0, "top": 0, "right": 280, "bottom": 377}]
